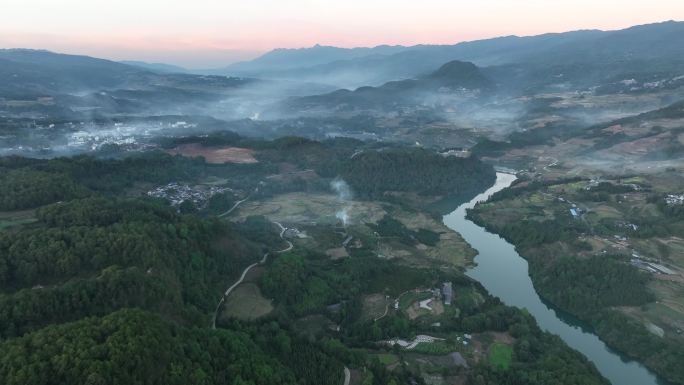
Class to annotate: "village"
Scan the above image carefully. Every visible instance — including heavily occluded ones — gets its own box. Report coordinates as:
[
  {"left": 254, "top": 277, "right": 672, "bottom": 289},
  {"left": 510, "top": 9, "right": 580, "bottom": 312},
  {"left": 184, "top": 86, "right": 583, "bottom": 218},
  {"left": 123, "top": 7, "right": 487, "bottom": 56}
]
[{"left": 146, "top": 182, "right": 233, "bottom": 209}]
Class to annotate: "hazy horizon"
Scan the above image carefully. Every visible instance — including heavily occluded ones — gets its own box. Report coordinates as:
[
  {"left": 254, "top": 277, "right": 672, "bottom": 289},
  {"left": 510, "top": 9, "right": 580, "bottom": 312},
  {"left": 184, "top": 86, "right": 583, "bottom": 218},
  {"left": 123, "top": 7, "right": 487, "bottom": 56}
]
[{"left": 2, "top": 0, "right": 684, "bottom": 68}]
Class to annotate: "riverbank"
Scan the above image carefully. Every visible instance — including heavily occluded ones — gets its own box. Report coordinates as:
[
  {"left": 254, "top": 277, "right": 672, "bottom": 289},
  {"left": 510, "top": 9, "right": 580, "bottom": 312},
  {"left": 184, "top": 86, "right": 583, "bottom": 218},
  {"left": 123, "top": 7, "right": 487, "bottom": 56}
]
[
  {"left": 443, "top": 172, "right": 667, "bottom": 385},
  {"left": 465, "top": 173, "right": 683, "bottom": 385}
]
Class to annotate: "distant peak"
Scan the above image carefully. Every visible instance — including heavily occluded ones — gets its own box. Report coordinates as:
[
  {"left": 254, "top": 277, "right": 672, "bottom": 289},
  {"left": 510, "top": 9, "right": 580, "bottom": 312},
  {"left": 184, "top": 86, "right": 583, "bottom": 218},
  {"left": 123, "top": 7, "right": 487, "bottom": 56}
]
[
  {"left": 425, "top": 60, "right": 492, "bottom": 89},
  {"left": 429, "top": 60, "right": 480, "bottom": 78}
]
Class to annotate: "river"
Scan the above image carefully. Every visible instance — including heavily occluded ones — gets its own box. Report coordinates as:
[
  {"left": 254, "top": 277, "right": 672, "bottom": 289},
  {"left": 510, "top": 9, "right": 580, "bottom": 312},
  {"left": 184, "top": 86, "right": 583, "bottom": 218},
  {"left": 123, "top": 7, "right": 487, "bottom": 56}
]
[{"left": 442, "top": 172, "right": 668, "bottom": 385}]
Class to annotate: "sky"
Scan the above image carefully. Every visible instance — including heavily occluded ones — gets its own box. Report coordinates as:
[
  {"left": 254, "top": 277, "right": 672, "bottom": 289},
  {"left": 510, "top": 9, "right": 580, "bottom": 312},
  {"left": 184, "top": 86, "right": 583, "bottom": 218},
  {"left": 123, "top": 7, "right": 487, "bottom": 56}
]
[{"left": 1, "top": 0, "right": 683, "bottom": 68}]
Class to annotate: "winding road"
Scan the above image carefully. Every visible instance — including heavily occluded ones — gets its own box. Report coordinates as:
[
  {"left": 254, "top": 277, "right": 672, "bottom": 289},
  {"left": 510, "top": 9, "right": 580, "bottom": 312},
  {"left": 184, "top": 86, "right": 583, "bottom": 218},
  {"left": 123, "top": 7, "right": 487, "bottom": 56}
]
[
  {"left": 218, "top": 196, "right": 250, "bottom": 218},
  {"left": 218, "top": 184, "right": 264, "bottom": 218},
  {"left": 214, "top": 202, "right": 348, "bottom": 384},
  {"left": 343, "top": 366, "right": 350, "bottom": 385},
  {"left": 211, "top": 220, "right": 293, "bottom": 329}
]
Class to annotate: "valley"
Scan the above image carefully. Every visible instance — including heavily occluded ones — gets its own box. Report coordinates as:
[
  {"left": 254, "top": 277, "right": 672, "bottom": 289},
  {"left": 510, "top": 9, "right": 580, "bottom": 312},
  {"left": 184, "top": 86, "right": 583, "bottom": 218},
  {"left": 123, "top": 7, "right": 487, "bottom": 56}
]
[{"left": 2, "top": 19, "right": 684, "bottom": 385}]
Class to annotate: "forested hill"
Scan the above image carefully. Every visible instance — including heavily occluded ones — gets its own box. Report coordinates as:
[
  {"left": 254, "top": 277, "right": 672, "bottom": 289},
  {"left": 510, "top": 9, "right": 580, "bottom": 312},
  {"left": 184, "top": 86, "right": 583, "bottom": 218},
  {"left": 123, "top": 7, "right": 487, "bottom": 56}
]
[
  {"left": 0, "top": 197, "right": 260, "bottom": 336},
  {"left": 0, "top": 142, "right": 604, "bottom": 385},
  {"left": 286, "top": 60, "right": 492, "bottom": 111},
  {"left": 0, "top": 151, "right": 271, "bottom": 211},
  {"left": 0, "top": 309, "right": 297, "bottom": 385},
  {"left": 340, "top": 148, "right": 496, "bottom": 200},
  {"left": 0, "top": 195, "right": 348, "bottom": 385}
]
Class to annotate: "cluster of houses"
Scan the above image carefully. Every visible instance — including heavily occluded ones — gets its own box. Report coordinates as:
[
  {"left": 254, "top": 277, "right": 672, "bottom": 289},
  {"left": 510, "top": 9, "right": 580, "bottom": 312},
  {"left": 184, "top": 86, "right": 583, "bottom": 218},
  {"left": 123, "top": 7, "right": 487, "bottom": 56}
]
[
  {"left": 68, "top": 130, "right": 141, "bottom": 151},
  {"left": 665, "top": 194, "right": 684, "bottom": 206},
  {"left": 283, "top": 227, "right": 308, "bottom": 239},
  {"left": 569, "top": 207, "right": 581, "bottom": 219},
  {"left": 393, "top": 282, "right": 455, "bottom": 313},
  {"left": 585, "top": 178, "right": 642, "bottom": 192},
  {"left": 65, "top": 120, "right": 199, "bottom": 152},
  {"left": 556, "top": 196, "right": 584, "bottom": 219},
  {"left": 630, "top": 253, "right": 676, "bottom": 275},
  {"left": 382, "top": 332, "right": 473, "bottom": 350},
  {"left": 442, "top": 282, "right": 453, "bottom": 306},
  {"left": 147, "top": 182, "right": 232, "bottom": 209},
  {"left": 616, "top": 221, "right": 639, "bottom": 231},
  {"left": 383, "top": 335, "right": 444, "bottom": 350},
  {"left": 428, "top": 282, "right": 454, "bottom": 306},
  {"left": 456, "top": 333, "right": 472, "bottom": 346}
]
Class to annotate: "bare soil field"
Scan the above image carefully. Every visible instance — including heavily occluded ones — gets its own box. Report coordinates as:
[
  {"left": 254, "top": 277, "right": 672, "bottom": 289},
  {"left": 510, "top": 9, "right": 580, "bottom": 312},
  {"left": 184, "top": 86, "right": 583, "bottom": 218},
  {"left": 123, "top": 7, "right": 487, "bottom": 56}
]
[
  {"left": 326, "top": 247, "right": 349, "bottom": 259},
  {"left": 166, "top": 143, "right": 258, "bottom": 164},
  {"left": 361, "top": 293, "right": 391, "bottom": 321}
]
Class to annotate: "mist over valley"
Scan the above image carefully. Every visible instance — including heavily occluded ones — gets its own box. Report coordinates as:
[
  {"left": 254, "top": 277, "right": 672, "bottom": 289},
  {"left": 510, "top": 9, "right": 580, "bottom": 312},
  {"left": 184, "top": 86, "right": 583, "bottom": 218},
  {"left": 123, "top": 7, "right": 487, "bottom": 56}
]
[{"left": 2, "top": 15, "right": 684, "bottom": 385}]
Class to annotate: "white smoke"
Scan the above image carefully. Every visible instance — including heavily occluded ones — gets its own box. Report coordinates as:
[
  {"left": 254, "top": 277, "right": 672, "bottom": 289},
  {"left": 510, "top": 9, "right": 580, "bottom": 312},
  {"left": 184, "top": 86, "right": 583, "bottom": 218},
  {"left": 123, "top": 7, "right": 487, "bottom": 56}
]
[
  {"left": 331, "top": 178, "right": 353, "bottom": 200},
  {"left": 330, "top": 178, "right": 353, "bottom": 226},
  {"left": 336, "top": 207, "right": 350, "bottom": 226}
]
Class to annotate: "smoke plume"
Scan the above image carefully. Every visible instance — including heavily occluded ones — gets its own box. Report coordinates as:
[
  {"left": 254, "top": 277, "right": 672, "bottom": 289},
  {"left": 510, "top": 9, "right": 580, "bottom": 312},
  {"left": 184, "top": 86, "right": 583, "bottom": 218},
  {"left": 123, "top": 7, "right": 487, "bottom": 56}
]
[{"left": 330, "top": 178, "right": 353, "bottom": 226}]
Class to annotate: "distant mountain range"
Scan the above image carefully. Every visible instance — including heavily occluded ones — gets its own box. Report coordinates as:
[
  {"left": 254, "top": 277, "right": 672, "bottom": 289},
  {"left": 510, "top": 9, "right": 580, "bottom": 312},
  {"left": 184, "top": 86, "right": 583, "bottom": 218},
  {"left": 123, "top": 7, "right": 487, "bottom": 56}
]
[
  {"left": 3, "top": 20, "right": 683, "bottom": 96},
  {"left": 0, "top": 50, "right": 277, "bottom": 100},
  {"left": 0, "top": 49, "right": 156, "bottom": 97},
  {"left": 221, "top": 44, "right": 408, "bottom": 73},
  {"left": 214, "top": 21, "right": 684, "bottom": 89},
  {"left": 1, "top": 20, "right": 683, "bottom": 123},
  {"left": 120, "top": 61, "right": 190, "bottom": 74}
]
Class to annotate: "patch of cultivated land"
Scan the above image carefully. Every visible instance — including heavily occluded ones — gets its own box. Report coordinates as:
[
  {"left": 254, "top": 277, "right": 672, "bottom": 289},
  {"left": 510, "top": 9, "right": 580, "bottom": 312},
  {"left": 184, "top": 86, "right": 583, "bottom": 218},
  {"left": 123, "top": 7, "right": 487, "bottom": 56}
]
[
  {"left": 166, "top": 143, "right": 258, "bottom": 164},
  {"left": 361, "top": 294, "right": 391, "bottom": 321},
  {"left": 233, "top": 192, "right": 476, "bottom": 268},
  {"left": 488, "top": 343, "right": 513, "bottom": 370},
  {"left": 372, "top": 353, "right": 399, "bottom": 366},
  {"left": 393, "top": 210, "right": 475, "bottom": 267},
  {"left": 219, "top": 283, "right": 273, "bottom": 321},
  {"left": 484, "top": 106, "right": 684, "bottom": 179},
  {"left": 234, "top": 192, "right": 386, "bottom": 225}
]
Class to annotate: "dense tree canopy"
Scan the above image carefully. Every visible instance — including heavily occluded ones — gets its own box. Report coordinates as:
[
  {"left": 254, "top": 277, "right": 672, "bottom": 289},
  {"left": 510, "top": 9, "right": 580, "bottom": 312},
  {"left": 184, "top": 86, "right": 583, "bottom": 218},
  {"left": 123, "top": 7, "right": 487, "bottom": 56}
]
[
  {"left": 340, "top": 149, "right": 496, "bottom": 199},
  {"left": 531, "top": 255, "right": 654, "bottom": 315},
  {"left": 0, "top": 309, "right": 296, "bottom": 385},
  {"left": 0, "top": 197, "right": 260, "bottom": 337},
  {"left": 0, "top": 149, "right": 611, "bottom": 385}
]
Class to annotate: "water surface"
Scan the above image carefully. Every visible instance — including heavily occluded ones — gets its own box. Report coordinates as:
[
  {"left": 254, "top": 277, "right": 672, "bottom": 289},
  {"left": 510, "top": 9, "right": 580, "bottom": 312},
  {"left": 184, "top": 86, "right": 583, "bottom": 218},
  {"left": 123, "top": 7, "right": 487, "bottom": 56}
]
[{"left": 443, "top": 172, "right": 667, "bottom": 385}]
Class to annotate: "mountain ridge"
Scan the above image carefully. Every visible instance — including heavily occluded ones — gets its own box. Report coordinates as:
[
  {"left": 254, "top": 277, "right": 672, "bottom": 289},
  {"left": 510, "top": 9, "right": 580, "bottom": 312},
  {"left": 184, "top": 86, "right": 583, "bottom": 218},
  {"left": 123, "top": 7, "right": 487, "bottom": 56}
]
[{"left": 215, "top": 21, "right": 684, "bottom": 88}]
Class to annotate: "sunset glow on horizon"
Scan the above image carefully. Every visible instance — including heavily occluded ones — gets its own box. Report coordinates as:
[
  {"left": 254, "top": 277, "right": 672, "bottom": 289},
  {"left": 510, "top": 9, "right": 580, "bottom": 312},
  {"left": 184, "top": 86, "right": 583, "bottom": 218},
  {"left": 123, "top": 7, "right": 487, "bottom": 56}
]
[{"left": 2, "top": 0, "right": 683, "bottom": 67}]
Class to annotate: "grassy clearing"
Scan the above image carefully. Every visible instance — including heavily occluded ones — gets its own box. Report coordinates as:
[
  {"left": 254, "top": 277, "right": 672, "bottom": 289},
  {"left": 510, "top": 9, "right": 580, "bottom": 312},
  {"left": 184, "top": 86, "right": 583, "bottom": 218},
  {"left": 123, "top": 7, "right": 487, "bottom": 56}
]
[
  {"left": 394, "top": 209, "right": 476, "bottom": 267},
  {"left": 488, "top": 343, "right": 513, "bottom": 370},
  {"left": 220, "top": 283, "right": 273, "bottom": 321},
  {"left": 236, "top": 192, "right": 475, "bottom": 269},
  {"left": 234, "top": 192, "right": 386, "bottom": 225},
  {"left": 452, "top": 286, "right": 484, "bottom": 309},
  {"left": 361, "top": 294, "right": 391, "bottom": 321},
  {"left": 648, "top": 281, "right": 684, "bottom": 319},
  {"left": 365, "top": 266, "right": 433, "bottom": 297},
  {"left": 373, "top": 353, "right": 399, "bottom": 366},
  {"left": 399, "top": 291, "right": 432, "bottom": 310},
  {"left": 622, "top": 176, "right": 647, "bottom": 184},
  {"left": 587, "top": 204, "right": 624, "bottom": 222}
]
